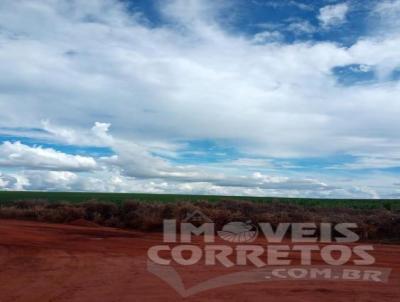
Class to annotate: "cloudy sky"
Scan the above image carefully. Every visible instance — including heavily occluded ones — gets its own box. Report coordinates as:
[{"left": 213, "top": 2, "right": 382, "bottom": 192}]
[{"left": 0, "top": 0, "right": 400, "bottom": 198}]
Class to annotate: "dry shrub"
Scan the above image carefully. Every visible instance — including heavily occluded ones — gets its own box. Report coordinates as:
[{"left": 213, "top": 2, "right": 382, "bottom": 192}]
[
  {"left": 218, "top": 200, "right": 257, "bottom": 217},
  {"left": 37, "top": 206, "right": 85, "bottom": 223},
  {"left": 81, "top": 200, "right": 118, "bottom": 223},
  {"left": 204, "top": 208, "right": 234, "bottom": 230},
  {"left": 103, "top": 216, "right": 122, "bottom": 228},
  {"left": 14, "top": 199, "right": 48, "bottom": 209},
  {"left": 120, "top": 202, "right": 166, "bottom": 231},
  {"left": 174, "top": 202, "right": 199, "bottom": 221},
  {"left": 0, "top": 199, "right": 399, "bottom": 240},
  {"left": 0, "top": 206, "right": 26, "bottom": 219},
  {"left": 0, "top": 205, "right": 42, "bottom": 220}
]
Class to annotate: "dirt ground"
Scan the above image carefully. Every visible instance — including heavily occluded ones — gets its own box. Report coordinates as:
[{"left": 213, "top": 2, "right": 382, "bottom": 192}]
[{"left": 0, "top": 219, "right": 399, "bottom": 302}]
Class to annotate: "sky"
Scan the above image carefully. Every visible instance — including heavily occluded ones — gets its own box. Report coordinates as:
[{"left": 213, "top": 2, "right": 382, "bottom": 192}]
[{"left": 0, "top": 0, "right": 400, "bottom": 198}]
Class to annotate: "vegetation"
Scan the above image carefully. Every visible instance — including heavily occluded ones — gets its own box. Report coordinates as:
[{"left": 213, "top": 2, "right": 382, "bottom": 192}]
[
  {"left": 0, "top": 196, "right": 399, "bottom": 241},
  {"left": 1, "top": 191, "right": 400, "bottom": 210}
]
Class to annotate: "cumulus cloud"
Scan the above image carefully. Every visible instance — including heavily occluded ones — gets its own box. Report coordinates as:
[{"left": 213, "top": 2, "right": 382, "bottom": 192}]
[
  {"left": 41, "top": 120, "right": 114, "bottom": 146},
  {"left": 24, "top": 171, "right": 78, "bottom": 191},
  {"left": 253, "top": 31, "right": 284, "bottom": 43},
  {"left": 318, "top": 3, "right": 349, "bottom": 28},
  {"left": 0, "top": 0, "right": 399, "bottom": 197},
  {"left": 0, "top": 122, "right": 361, "bottom": 197},
  {"left": 287, "top": 20, "right": 316, "bottom": 35},
  {"left": 0, "top": 0, "right": 398, "bottom": 159},
  {"left": 372, "top": 0, "right": 400, "bottom": 33},
  {"left": 0, "top": 141, "right": 98, "bottom": 171},
  {"left": 0, "top": 167, "right": 379, "bottom": 198},
  {"left": 0, "top": 173, "right": 14, "bottom": 189}
]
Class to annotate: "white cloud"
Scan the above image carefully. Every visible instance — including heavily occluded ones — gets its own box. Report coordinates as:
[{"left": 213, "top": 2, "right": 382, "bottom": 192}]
[
  {"left": 0, "top": 173, "right": 11, "bottom": 189},
  {"left": 24, "top": 171, "right": 78, "bottom": 191},
  {"left": 0, "top": 172, "right": 26, "bottom": 190},
  {"left": 318, "top": 3, "right": 349, "bottom": 28},
  {"left": 41, "top": 120, "right": 114, "bottom": 146},
  {"left": 253, "top": 1, "right": 314, "bottom": 11},
  {"left": 0, "top": 141, "right": 98, "bottom": 171},
  {"left": 287, "top": 20, "right": 316, "bottom": 35},
  {"left": 332, "top": 156, "right": 400, "bottom": 170},
  {"left": 372, "top": 0, "right": 400, "bottom": 33},
  {"left": 1, "top": 0, "right": 398, "bottom": 159},
  {"left": 0, "top": 167, "right": 379, "bottom": 198},
  {"left": 253, "top": 31, "right": 283, "bottom": 44},
  {"left": 0, "top": 0, "right": 399, "bottom": 197}
]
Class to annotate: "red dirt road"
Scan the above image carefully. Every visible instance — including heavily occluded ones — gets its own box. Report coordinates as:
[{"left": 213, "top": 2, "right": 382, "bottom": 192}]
[{"left": 0, "top": 219, "right": 399, "bottom": 302}]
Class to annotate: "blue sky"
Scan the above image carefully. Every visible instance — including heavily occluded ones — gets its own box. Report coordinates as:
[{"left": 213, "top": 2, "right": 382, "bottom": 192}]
[{"left": 0, "top": 0, "right": 400, "bottom": 198}]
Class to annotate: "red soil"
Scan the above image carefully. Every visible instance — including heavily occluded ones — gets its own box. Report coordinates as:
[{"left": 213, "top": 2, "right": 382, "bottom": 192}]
[
  {"left": 68, "top": 219, "right": 100, "bottom": 228},
  {"left": 0, "top": 219, "right": 399, "bottom": 302}
]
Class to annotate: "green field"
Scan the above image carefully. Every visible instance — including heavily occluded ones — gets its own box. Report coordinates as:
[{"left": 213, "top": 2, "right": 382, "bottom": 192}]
[{"left": 1, "top": 191, "right": 400, "bottom": 210}]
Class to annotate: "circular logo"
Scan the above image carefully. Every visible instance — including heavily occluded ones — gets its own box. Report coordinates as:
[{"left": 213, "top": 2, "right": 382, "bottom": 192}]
[{"left": 218, "top": 221, "right": 258, "bottom": 243}]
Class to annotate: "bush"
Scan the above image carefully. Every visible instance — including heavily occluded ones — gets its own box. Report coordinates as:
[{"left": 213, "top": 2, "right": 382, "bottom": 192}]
[
  {"left": 81, "top": 200, "right": 118, "bottom": 222},
  {"left": 38, "top": 206, "right": 85, "bottom": 223},
  {"left": 0, "top": 199, "right": 399, "bottom": 241}
]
